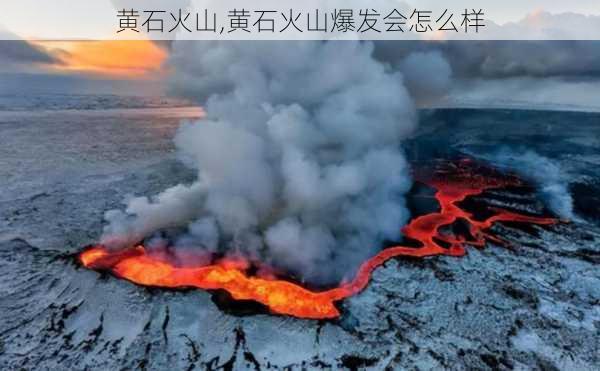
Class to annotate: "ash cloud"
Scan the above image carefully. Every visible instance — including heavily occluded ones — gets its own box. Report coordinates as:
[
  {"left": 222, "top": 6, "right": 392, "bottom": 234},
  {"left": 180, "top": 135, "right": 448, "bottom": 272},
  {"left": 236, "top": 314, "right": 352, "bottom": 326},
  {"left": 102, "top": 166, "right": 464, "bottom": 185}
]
[{"left": 101, "top": 41, "right": 449, "bottom": 283}]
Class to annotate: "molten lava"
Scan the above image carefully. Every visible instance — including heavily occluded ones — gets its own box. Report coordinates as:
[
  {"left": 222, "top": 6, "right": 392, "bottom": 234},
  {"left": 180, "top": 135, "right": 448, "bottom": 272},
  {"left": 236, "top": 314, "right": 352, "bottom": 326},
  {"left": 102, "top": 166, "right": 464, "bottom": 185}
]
[{"left": 79, "top": 159, "right": 557, "bottom": 319}]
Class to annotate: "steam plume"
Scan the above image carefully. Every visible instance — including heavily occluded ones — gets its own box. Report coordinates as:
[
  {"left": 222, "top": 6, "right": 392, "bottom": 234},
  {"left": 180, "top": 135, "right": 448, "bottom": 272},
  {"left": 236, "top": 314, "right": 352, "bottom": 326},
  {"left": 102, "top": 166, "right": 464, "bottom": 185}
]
[
  {"left": 102, "top": 41, "right": 448, "bottom": 283},
  {"left": 484, "top": 149, "right": 574, "bottom": 220}
]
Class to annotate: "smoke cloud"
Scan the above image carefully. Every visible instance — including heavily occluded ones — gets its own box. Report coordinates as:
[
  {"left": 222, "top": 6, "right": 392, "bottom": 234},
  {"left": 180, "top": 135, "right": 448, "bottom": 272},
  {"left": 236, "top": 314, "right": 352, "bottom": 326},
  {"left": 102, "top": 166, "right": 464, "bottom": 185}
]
[
  {"left": 398, "top": 51, "right": 452, "bottom": 105},
  {"left": 484, "top": 149, "right": 574, "bottom": 220},
  {"left": 101, "top": 41, "right": 447, "bottom": 284}
]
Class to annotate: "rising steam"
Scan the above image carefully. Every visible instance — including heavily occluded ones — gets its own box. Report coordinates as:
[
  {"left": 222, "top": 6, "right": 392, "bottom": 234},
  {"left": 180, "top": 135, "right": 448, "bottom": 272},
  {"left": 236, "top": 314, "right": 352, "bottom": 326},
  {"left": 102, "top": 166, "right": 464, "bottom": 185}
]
[
  {"left": 101, "top": 41, "right": 449, "bottom": 284},
  {"left": 483, "top": 149, "right": 574, "bottom": 220}
]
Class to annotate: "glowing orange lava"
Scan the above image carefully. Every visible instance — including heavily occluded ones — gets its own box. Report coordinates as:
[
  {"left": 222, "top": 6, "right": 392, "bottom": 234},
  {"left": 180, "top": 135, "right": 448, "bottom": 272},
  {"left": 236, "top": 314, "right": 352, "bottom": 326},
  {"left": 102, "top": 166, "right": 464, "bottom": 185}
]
[{"left": 79, "top": 159, "right": 558, "bottom": 319}]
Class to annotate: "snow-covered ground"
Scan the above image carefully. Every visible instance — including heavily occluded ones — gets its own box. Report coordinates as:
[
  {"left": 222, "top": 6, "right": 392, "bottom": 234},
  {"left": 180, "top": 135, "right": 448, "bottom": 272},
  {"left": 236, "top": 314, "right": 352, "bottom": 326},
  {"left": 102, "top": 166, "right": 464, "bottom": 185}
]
[{"left": 0, "top": 106, "right": 598, "bottom": 369}]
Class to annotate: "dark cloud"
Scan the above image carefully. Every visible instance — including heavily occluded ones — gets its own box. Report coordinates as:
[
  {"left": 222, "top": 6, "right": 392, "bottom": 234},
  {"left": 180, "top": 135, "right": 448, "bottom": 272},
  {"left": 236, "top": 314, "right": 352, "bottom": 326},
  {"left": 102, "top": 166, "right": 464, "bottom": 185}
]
[
  {"left": 374, "top": 11, "right": 600, "bottom": 80},
  {"left": 374, "top": 40, "right": 600, "bottom": 111},
  {"left": 375, "top": 40, "right": 600, "bottom": 79},
  {"left": 0, "top": 40, "right": 58, "bottom": 70}
]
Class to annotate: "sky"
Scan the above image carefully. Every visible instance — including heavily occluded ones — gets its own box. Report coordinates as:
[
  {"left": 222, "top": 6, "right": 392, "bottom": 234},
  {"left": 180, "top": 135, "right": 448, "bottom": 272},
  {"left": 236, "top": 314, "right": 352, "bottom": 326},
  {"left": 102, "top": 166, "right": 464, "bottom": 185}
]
[
  {"left": 2, "top": 38, "right": 600, "bottom": 112},
  {"left": 0, "top": 0, "right": 599, "bottom": 109},
  {"left": 1, "top": 0, "right": 599, "bottom": 40},
  {"left": 403, "top": 0, "right": 599, "bottom": 22},
  {"left": 0, "top": 39, "right": 168, "bottom": 95},
  {"left": 36, "top": 41, "right": 167, "bottom": 78}
]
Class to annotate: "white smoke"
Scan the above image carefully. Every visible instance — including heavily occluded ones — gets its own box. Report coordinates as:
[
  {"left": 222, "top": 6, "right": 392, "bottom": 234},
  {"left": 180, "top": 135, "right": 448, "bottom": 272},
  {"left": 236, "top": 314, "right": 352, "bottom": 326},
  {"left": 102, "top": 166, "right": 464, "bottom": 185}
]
[
  {"left": 484, "top": 149, "right": 574, "bottom": 220},
  {"left": 102, "top": 41, "right": 451, "bottom": 283},
  {"left": 398, "top": 51, "right": 452, "bottom": 106}
]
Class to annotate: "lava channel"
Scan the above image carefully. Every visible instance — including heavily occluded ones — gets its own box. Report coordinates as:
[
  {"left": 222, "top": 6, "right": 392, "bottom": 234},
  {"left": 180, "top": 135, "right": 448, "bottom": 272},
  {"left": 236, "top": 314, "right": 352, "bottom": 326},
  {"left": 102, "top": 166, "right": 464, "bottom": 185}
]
[{"left": 79, "top": 159, "right": 558, "bottom": 319}]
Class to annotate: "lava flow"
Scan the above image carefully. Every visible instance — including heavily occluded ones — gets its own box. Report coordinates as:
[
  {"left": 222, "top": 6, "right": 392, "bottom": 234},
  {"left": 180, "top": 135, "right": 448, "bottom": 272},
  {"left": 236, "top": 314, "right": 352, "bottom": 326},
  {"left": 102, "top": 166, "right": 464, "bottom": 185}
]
[{"left": 79, "top": 159, "right": 558, "bottom": 319}]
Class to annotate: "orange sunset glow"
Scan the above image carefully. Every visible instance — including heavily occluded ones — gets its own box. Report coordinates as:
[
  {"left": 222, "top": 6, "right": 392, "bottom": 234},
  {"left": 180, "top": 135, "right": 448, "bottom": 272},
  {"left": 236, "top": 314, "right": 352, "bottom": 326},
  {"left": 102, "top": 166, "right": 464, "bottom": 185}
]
[{"left": 36, "top": 40, "right": 167, "bottom": 79}]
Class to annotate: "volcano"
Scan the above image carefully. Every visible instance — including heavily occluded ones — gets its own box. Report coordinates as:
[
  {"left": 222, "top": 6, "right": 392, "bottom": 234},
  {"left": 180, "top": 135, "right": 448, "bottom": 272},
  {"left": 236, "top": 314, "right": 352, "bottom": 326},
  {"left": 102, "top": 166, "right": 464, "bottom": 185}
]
[
  {"left": 2, "top": 108, "right": 599, "bottom": 370},
  {"left": 79, "top": 158, "right": 558, "bottom": 319}
]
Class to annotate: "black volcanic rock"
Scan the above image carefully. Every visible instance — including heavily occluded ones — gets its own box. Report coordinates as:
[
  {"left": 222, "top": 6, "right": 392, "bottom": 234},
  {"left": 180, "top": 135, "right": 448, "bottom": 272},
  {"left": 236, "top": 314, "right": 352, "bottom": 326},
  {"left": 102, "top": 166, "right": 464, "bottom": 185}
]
[{"left": 0, "top": 108, "right": 598, "bottom": 369}]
